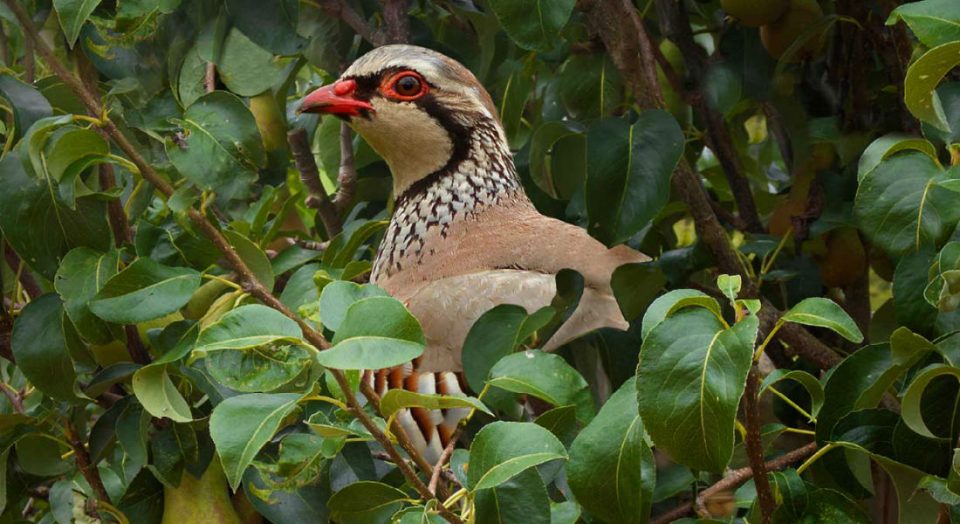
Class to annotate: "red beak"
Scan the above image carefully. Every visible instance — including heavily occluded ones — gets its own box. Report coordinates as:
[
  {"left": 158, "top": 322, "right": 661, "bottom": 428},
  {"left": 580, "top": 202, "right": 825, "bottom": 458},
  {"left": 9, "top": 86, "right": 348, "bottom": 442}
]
[{"left": 299, "top": 79, "right": 373, "bottom": 117}]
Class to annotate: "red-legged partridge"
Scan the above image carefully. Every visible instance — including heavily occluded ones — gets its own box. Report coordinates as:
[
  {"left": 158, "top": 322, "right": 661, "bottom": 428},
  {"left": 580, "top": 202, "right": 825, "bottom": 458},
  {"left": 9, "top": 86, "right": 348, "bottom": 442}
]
[{"left": 301, "top": 45, "right": 647, "bottom": 461}]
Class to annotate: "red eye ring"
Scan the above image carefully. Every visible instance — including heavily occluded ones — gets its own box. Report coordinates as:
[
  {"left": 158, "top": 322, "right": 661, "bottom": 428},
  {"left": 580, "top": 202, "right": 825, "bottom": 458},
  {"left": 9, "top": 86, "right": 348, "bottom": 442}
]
[{"left": 382, "top": 71, "right": 428, "bottom": 101}]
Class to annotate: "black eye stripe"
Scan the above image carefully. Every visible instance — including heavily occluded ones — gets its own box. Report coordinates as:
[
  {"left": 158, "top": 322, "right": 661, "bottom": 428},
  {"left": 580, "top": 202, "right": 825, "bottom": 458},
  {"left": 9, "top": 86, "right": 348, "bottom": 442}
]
[{"left": 343, "top": 66, "right": 436, "bottom": 101}]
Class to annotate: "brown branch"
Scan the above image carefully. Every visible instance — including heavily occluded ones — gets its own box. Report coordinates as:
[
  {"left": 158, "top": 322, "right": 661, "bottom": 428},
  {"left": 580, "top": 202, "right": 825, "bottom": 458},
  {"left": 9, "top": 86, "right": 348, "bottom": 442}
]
[
  {"left": 0, "top": 381, "right": 23, "bottom": 413},
  {"left": 0, "top": 313, "right": 13, "bottom": 363},
  {"left": 315, "top": 0, "right": 382, "bottom": 46},
  {"left": 4, "top": 245, "right": 41, "bottom": 299},
  {"left": 204, "top": 62, "right": 216, "bottom": 93},
  {"left": 742, "top": 368, "right": 775, "bottom": 523},
  {"left": 429, "top": 428, "right": 460, "bottom": 494},
  {"left": 23, "top": 26, "right": 33, "bottom": 83},
  {"left": 378, "top": 0, "right": 410, "bottom": 45},
  {"left": 4, "top": 4, "right": 458, "bottom": 522},
  {"left": 64, "top": 419, "right": 110, "bottom": 503},
  {"left": 332, "top": 121, "right": 357, "bottom": 214},
  {"left": 288, "top": 128, "right": 342, "bottom": 237},
  {"left": 653, "top": 442, "right": 818, "bottom": 524},
  {"left": 123, "top": 325, "right": 151, "bottom": 365},
  {"left": 580, "top": 0, "right": 843, "bottom": 371},
  {"left": 760, "top": 102, "right": 794, "bottom": 170},
  {"left": 653, "top": 0, "right": 761, "bottom": 233}
]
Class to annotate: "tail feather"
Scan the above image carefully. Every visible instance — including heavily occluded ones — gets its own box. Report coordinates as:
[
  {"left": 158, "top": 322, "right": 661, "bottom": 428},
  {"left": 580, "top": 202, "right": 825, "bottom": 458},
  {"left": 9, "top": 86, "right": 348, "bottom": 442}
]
[{"left": 364, "top": 361, "right": 470, "bottom": 464}]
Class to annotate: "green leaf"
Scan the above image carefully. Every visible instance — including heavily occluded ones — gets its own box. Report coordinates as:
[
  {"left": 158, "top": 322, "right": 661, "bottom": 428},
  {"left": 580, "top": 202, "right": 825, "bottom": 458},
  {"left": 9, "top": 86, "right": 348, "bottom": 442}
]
[
  {"left": 224, "top": 0, "right": 305, "bottom": 55},
  {"left": 855, "top": 153, "right": 960, "bottom": 255},
  {"left": 165, "top": 91, "right": 262, "bottom": 201},
  {"left": 317, "top": 281, "right": 388, "bottom": 332},
  {"left": 760, "top": 369, "right": 825, "bottom": 421},
  {"left": 462, "top": 304, "right": 554, "bottom": 392},
  {"left": 0, "top": 74, "right": 52, "bottom": 141},
  {"left": 315, "top": 296, "right": 425, "bottom": 369},
  {"left": 131, "top": 365, "right": 192, "bottom": 422},
  {"left": 905, "top": 42, "right": 960, "bottom": 132},
  {"left": 610, "top": 263, "right": 667, "bottom": 322},
  {"left": 379, "top": 389, "right": 492, "bottom": 419},
  {"left": 204, "top": 343, "right": 316, "bottom": 392},
  {"left": 585, "top": 112, "right": 684, "bottom": 245},
  {"left": 528, "top": 120, "right": 582, "bottom": 199},
  {"left": 315, "top": 338, "right": 424, "bottom": 370},
  {"left": 487, "top": 350, "right": 594, "bottom": 423},
  {"left": 474, "top": 468, "right": 551, "bottom": 524},
  {"left": 54, "top": 248, "right": 120, "bottom": 344},
  {"left": 328, "top": 481, "right": 407, "bottom": 524},
  {"left": 224, "top": 230, "right": 274, "bottom": 292},
  {"left": 637, "top": 310, "right": 758, "bottom": 473},
  {"left": 11, "top": 294, "right": 82, "bottom": 403},
  {"left": 641, "top": 289, "right": 708, "bottom": 338},
  {"left": 857, "top": 134, "right": 939, "bottom": 182},
  {"left": 901, "top": 364, "right": 960, "bottom": 438},
  {"left": 887, "top": 0, "right": 960, "bottom": 48},
  {"left": 331, "top": 297, "right": 424, "bottom": 346},
  {"left": 780, "top": 297, "right": 863, "bottom": 342},
  {"left": 486, "top": 0, "right": 575, "bottom": 51},
  {"left": 209, "top": 392, "right": 301, "bottom": 490},
  {"left": 0, "top": 151, "right": 111, "bottom": 279},
  {"left": 717, "top": 274, "right": 742, "bottom": 303},
  {"left": 567, "top": 377, "right": 654, "bottom": 524},
  {"left": 90, "top": 258, "right": 201, "bottom": 324},
  {"left": 193, "top": 304, "right": 303, "bottom": 355},
  {"left": 216, "top": 28, "right": 287, "bottom": 96},
  {"left": 466, "top": 421, "right": 567, "bottom": 491},
  {"left": 53, "top": 0, "right": 103, "bottom": 47}
]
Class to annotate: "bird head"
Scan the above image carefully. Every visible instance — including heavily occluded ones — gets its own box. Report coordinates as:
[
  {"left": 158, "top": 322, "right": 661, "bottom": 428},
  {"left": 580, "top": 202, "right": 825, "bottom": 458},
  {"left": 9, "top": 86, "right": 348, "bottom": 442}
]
[{"left": 300, "top": 45, "right": 504, "bottom": 196}]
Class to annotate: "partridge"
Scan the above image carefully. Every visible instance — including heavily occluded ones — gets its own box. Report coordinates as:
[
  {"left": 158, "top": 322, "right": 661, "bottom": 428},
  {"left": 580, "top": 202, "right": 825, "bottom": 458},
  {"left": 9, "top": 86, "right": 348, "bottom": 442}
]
[{"left": 301, "top": 45, "right": 647, "bottom": 461}]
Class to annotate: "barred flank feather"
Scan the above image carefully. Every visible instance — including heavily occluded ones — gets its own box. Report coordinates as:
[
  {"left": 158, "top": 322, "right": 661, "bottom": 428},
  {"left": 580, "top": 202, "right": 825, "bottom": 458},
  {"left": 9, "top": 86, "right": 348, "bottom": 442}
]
[{"left": 363, "top": 360, "right": 470, "bottom": 464}]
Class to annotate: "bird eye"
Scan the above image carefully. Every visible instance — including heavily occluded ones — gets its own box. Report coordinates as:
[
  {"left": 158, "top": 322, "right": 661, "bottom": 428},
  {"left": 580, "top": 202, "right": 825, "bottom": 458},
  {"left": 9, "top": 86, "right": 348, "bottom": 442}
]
[{"left": 389, "top": 73, "right": 425, "bottom": 99}]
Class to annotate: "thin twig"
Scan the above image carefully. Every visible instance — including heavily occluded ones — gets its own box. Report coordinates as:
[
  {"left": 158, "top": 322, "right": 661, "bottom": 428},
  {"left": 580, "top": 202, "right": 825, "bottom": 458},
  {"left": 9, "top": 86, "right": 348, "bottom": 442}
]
[
  {"left": 0, "top": 21, "right": 10, "bottom": 66},
  {"left": 429, "top": 428, "right": 461, "bottom": 494},
  {"left": 123, "top": 325, "right": 152, "bottom": 365},
  {"left": 760, "top": 102, "right": 794, "bottom": 170},
  {"left": 23, "top": 26, "right": 33, "bottom": 83},
  {"left": 741, "top": 368, "right": 775, "bottom": 523},
  {"left": 0, "top": 381, "right": 23, "bottom": 413},
  {"left": 288, "top": 128, "right": 342, "bottom": 237},
  {"left": 314, "top": 0, "right": 382, "bottom": 46},
  {"left": 3, "top": 4, "right": 458, "bottom": 522},
  {"left": 4, "top": 245, "right": 41, "bottom": 299},
  {"left": 652, "top": 442, "right": 818, "bottom": 524},
  {"left": 378, "top": 0, "right": 410, "bottom": 44},
  {"left": 64, "top": 418, "right": 110, "bottom": 503},
  {"left": 204, "top": 62, "right": 216, "bottom": 93},
  {"left": 653, "top": 0, "right": 761, "bottom": 233},
  {"left": 332, "top": 121, "right": 357, "bottom": 213}
]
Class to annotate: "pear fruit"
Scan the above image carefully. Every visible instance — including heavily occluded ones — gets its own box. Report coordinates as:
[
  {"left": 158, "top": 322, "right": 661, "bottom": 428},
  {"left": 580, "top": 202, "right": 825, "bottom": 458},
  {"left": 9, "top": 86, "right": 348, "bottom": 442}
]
[
  {"left": 760, "top": 0, "right": 825, "bottom": 61},
  {"left": 161, "top": 460, "right": 243, "bottom": 524}
]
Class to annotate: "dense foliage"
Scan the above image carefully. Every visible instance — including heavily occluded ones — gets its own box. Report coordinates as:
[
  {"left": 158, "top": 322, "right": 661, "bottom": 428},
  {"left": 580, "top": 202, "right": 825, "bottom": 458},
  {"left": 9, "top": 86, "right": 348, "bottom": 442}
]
[{"left": 0, "top": 0, "right": 959, "bottom": 522}]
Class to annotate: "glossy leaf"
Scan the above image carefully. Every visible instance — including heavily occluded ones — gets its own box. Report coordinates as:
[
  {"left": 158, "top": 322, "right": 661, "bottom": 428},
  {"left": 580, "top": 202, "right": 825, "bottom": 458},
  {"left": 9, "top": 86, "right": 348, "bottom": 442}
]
[
  {"left": 193, "top": 304, "right": 303, "bottom": 355},
  {"left": 131, "top": 365, "right": 192, "bottom": 422},
  {"left": 90, "top": 258, "right": 201, "bottom": 324},
  {"left": 855, "top": 153, "right": 960, "bottom": 255},
  {"left": 467, "top": 421, "right": 567, "bottom": 491},
  {"left": 760, "top": 369, "right": 825, "bottom": 421},
  {"left": 54, "top": 248, "right": 120, "bottom": 344},
  {"left": 328, "top": 481, "right": 407, "bottom": 524},
  {"left": 11, "top": 294, "right": 82, "bottom": 403},
  {"left": 486, "top": 0, "right": 575, "bottom": 51},
  {"left": 209, "top": 392, "right": 301, "bottom": 490},
  {"left": 462, "top": 304, "right": 554, "bottom": 392},
  {"left": 316, "top": 296, "right": 425, "bottom": 369},
  {"left": 780, "top": 297, "right": 864, "bottom": 343},
  {"left": 165, "top": 91, "right": 262, "bottom": 201},
  {"left": 487, "top": 350, "right": 594, "bottom": 423},
  {"left": 585, "top": 112, "right": 684, "bottom": 245},
  {"left": 567, "top": 377, "right": 654, "bottom": 524},
  {"left": 905, "top": 42, "right": 960, "bottom": 131},
  {"left": 52, "top": 0, "right": 103, "bottom": 46},
  {"left": 0, "top": 74, "right": 52, "bottom": 140},
  {"left": 901, "top": 364, "right": 960, "bottom": 438},
  {"left": 317, "top": 281, "right": 389, "bottom": 332},
  {"left": 637, "top": 310, "right": 758, "bottom": 473},
  {"left": 379, "top": 389, "right": 492, "bottom": 419},
  {"left": 888, "top": 0, "right": 960, "bottom": 49}
]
